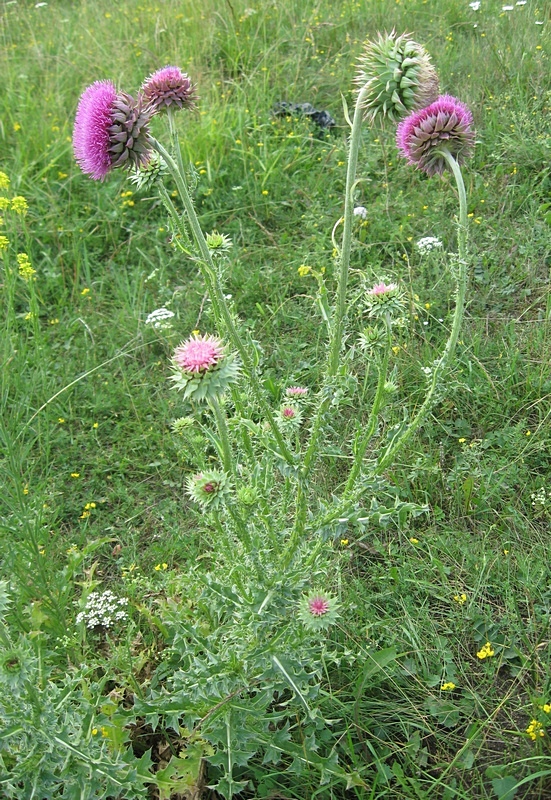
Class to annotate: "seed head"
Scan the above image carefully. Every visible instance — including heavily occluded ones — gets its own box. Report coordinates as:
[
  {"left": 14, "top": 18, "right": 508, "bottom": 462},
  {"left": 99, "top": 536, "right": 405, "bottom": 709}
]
[
  {"left": 73, "top": 81, "right": 153, "bottom": 180},
  {"left": 396, "top": 95, "right": 475, "bottom": 176},
  {"left": 141, "top": 66, "right": 198, "bottom": 114},
  {"left": 355, "top": 31, "right": 439, "bottom": 123}
]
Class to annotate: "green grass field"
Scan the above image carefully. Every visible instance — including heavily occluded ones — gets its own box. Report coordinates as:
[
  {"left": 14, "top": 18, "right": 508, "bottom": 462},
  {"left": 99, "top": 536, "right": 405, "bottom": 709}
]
[{"left": 1, "top": 0, "right": 550, "bottom": 797}]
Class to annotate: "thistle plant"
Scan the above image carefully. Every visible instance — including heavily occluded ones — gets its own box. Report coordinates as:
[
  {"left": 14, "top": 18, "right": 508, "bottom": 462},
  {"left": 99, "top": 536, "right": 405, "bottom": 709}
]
[{"left": 70, "top": 37, "right": 475, "bottom": 795}]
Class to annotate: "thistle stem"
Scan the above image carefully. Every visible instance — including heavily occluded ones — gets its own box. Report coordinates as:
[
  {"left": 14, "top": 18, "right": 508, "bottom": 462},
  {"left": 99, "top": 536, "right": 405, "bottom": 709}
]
[
  {"left": 209, "top": 397, "right": 234, "bottom": 478},
  {"left": 344, "top": 314, "right": 392, "bottom": 494},
  {"left": 150, "top": 137, "right": 295, "bottom": 467},
  {"left": 375, "top": 149, "right": 468, "bottom": 475},
  {"left": 301, "top": 86, "right": 370, "bottom": 479}
]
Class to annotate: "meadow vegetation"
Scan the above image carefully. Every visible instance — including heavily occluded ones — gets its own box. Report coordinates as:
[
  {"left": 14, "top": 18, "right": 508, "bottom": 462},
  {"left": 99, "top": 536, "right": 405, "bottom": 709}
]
[{"left": 0, "top": 0, "right": 550, "bottom": 797}]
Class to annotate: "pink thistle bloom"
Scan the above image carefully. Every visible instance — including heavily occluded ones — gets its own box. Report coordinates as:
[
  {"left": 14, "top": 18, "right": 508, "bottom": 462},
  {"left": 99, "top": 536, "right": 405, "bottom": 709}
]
[
  {"left": 368, "top": 281, "right": 398, "bottom": 296},
  {"left": 281, "top": 406, "right": 296, "bottom": 419},
  {"left": 141, "top": 66, "right": 198, "bottom": 114},
  {"left": 308, "top": 596, "right": 330, "bottom": 616},
  {"left": 173, "top": 334, "right": 224, "bottom": 374},
  {"left": 396, "top": 95, "right": 475, "bottom": 176},
  {"left": 73, "top": 81, "right": 152, "bottom": 180},
  {"left": 286, "top": 386, "right": 308, "bottom": 397}
]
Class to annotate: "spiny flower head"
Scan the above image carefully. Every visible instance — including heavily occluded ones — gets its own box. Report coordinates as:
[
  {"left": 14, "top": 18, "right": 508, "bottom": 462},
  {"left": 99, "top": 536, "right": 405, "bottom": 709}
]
[
  {"left": 187, "top": 470, "right": 230, "bottom": 510},
  {"left": 286, "top": 386, "right": 308, "bottom": 398},
  {"left": 171, "top": 334, "right": 240, "bottom": 403},
  {"left": 73, "top": 81, "right": 153, "bottom": 180},
  {"left": 298, "top": 590, "right": 341, "bottom": 632},
  {"left": 141, "top": 66, "right": 198, "bottom": 114},
  {"left": 174, "top": 334, "right": 224, "bottom": 373},
  {"left": 129, "top": 152, "right": 167, "bottom": 190},
  {"left": 355, "top": 31, "right": 439, "bottom": 123},
  {"left": 367, "top": 281, "right": 398, "bottom": 296},
  {"left": 279, "top": 404, "right": 302, "bottom": 427},
  {"left": 396, "top": 94, "right": 475, "bottom": 176}
]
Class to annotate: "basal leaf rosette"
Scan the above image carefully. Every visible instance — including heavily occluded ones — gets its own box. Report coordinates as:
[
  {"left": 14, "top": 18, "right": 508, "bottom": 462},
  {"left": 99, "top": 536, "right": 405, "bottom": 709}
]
[
  {"left": 171, "top": 334, "right": 240, "bottom": 402},
  {"left": 187, "top": 470, "right": 230, "bottom": 510},
  {"left": 396, "top": 95, "right": 475, "bottom": 176},
  {"left": 355, "top": 31, "right": 439, "bottom": 123},
  {"left": 73, "top": 81, "right": 153, "bottom": 180}
]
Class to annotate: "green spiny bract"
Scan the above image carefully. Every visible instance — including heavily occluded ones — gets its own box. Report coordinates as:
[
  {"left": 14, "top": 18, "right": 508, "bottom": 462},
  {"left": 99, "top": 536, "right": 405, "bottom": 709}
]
[{"left": 355, "top": 31, "right": 439, "bottom": 123}]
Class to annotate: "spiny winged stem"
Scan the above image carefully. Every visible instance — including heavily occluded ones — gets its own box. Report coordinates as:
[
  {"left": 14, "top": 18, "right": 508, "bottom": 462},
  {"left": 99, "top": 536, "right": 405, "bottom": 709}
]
[
  {"left": 301, "top": 85, "right": 370, "bottom": 480},
  {"left": 344, "top": 313, "right": 392, "bottom": 495},
  {"left": 375, "top": 148, "right": 468, "bottom": 475},
  {"left": 149, "top": 137, "right": 295, "bottom": 468},
  {"left": 209, "top": 396, "right": 235, "bottom": 479}
]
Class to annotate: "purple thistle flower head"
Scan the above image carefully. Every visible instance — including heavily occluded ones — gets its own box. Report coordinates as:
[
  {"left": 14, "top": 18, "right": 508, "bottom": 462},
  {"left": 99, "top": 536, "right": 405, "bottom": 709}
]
[
  {"left": 396, "top": 94, "right": 475, "bottom": 176},
  {"left": 141, "top": 66, "right": 198, "bottom": 114},
  {"left": 73, "top": 81, "right": 153, "bottom": 180}
]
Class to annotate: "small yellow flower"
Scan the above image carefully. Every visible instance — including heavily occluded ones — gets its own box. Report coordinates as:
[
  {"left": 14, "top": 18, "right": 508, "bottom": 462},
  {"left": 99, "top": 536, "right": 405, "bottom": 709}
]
[
  {"left": 70, "top": 473, "right": 80, "bottom": 478},
  {"left": 409, "top": 537, "right": 419, "bottom": 544},
  {"left": 57, "top": 172, "right": 68, "bottom": 180},
  {"left": 91, "top": 728, "right": 98, "bottom": 735},
  {"left": 80, "top": 511, "right": 90, "bottom": 519},
  {"left": 340, "top": 539, "right": 349, "bottom": 546},
  {"left": 453, "top": 593, "right": 467, "bottom": 604},
  {"left": 525, "top": 431, "right": 531, "bottom": 437},
  {"left": 11, "top": 196, "right": 28, "bottom": 214},
  {"left": 261, "top": 189, "right": 268, "bottom": 195},
  {"left": 0, "top": 198, "right": 10, "bottom": 211},
  {"left": 298, "top": 265, "right": 311, "bottom": 277},
  {"left": 81, "top": 287, "right": 90, "bottom": 296},
  {"left": 503, "top": 549, "right": 509, "bottom": 555},
  {"left": 391, "top": 345, "right": 401, "bottom": 355},
  {"left": 49, "top": 318, "right": 59, "bottom": 325},
  {"left": 477, "top": 641, "right": 495, "bottom": 660},
  {"left": 0, "top": 235, "right": 9, "bottom": 250},
  {"left": 13, "top": 122, "right": 21, "bottom": 132},
  {"left": 441, "top": 682, "right": 456, "bottom": 691},
  {"left": 17, "top": 253, "right": 35, "bottom": 281},
  {"left": 154, "top": 564, "right": 161, "bottom": 571},
  {"left": 101, "top": 726, "right": 109, "bottom": 737},
  {"left": 458, "top": 437, "right": 466, "bottom": 444},
  {"left": 542, "top": 704, "right": 551, "bottom": 714},
  {"left": 0, "top": 172, "right": 10, "bottom": 190},
  {"left": 92, "top": 422, "right": 99, "bottom": 429},
  {"left": 526, "top": 719, "right": 544, "bottom": 741},
  {"left": 23, "top": 485, "right": 29, "bottom": 495},
  {"left": 424, "top": 302, "right": 431, "bottom": 309}
]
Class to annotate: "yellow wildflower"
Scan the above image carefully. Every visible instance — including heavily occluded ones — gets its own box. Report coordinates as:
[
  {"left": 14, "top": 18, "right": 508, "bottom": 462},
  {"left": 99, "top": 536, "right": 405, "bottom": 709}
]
[
  {"left": 526, "top": 719, "right": 544, "bottom": 741},
  {"left": 0, "top": 198, "right": 10, "bottom": 210},
  {"left": 70, "top": 473, "right": 80, "bottom": 478},
  {"left": 0, "top": 235, "right": 9, "bottom": 250},
  {"left": 340, "top": 539, "right": 349, "bottom": 546},
  {"left": 409, "top": 537, "right": 419, "bottom": 544},
  {"left": 453, "top": 593, "right": 467, "bottom": 605},
  {"left": 11, "top": 196, "right": 28, "bottom": 214},
  {"left": 476, "top": 641, "right": 495, "bottom": 660},
  {"left": 17, "top": 253, "right": 35, "bottom": 281},
  {"left": 542, "top": 704, "right": 551, "bottom": 714},
  {"left": 81, "top": 287, "right": 90, "bottom": 296},
  {"left": 441, "top": 682, "right": 456, "bottom": 691},
  {"left": 298, "top": 265, "right": 311, "bottom": 277},
  {"left": 0, "top": 172, "right": 10, "bottom": 190}
]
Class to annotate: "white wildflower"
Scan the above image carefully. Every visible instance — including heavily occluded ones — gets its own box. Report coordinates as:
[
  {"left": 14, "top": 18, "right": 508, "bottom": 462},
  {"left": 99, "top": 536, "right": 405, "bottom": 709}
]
[
  {"left": 469, "top": 1, "right": 480, "bottom": 9},
  {"left": 416, "top": 236, "right": 443, "bottom": 253},
  {"left": 145, "top": 307, "right": 175, "bottom": 330},
  {"left": 76, "top": 590, "right": 129, "bottom": 630},
  {"left": 353, "top": 206, "right": 368, "bottom": 219}
]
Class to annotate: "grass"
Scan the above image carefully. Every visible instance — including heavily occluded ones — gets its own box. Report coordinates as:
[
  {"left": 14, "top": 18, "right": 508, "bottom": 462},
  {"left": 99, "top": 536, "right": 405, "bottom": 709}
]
[{"left": 0, "top": 0, "right": 550, "bottom": 797}]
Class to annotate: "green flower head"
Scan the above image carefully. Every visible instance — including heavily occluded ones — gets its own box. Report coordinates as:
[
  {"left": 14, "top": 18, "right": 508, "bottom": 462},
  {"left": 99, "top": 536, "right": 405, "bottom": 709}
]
[{"left": 355, "top": 31, "right": 439, "bottom": 123}]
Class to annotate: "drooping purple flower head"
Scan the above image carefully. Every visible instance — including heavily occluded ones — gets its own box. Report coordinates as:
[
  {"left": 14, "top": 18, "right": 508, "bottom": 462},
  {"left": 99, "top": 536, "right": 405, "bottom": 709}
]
[
  {"left": 396, "top": 95, "right": 475, "bottom": 176},
  {"left": 73, "top": 81, "right": 153, "bottom": 180},
  {"left": 141, "top": 66, "right": 198, "bottom": 114}
]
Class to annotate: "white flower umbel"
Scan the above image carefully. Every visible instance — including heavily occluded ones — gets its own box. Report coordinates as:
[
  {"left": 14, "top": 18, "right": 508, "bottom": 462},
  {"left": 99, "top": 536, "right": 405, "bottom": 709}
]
[
  {"left": 145, "top": 307, "right": 175, "bottom": 329},
  {"left": 416, "top": 236, "right": 443, "bottom": 253},
  {"left": 76, "top": 590, "right": 129, "bottom": 629}
]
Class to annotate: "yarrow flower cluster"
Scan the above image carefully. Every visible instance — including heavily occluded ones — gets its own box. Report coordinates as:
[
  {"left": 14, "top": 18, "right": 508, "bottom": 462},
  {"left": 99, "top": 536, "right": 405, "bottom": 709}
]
[
  {"left": 141, "top": 66, "right": 197, "bottom": 114},
  {"left": 416, "top": 236, "right": 443, "bottom": 253},
  {"left": 171, "top": 334, "right": 240, "bottom": 402},
  {"left": 355, "top": 31, "right": 439, "bottom": 122},
  {"left": 298, "top": 590, "right": 341, "bottom": 632},
  {"left": 396, "top": 94, "right": 475, "bottom": 176},
  {"left": 76, "top": 590, "right": 129, "bottom": 629},
  {"left": 145, "top": 307, "right": 175, "bottom": 330},
  {"left": 353, "top": 206, "right": 368, "bottom": 220},
  {"left": 73, "top": 81, "right": 153, "bottom": 180}
]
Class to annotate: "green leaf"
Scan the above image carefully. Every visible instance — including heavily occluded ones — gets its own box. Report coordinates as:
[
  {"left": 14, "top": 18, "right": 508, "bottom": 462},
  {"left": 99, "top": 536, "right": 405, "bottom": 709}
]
[{"left": 491, "top": 776, "right": 519, "bottom": 800}]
